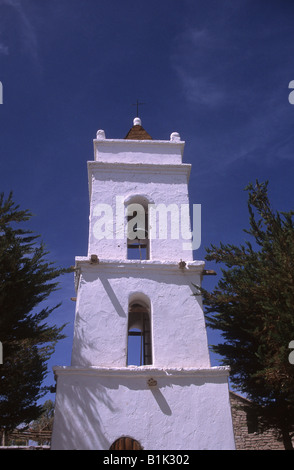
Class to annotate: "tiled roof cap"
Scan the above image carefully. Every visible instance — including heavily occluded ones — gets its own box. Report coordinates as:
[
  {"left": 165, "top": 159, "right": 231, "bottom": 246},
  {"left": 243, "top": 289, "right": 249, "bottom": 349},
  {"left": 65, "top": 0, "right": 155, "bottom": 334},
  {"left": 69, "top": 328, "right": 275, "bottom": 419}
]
[{"left": 124, "top": 117, "right": 152, "bottom": 140}]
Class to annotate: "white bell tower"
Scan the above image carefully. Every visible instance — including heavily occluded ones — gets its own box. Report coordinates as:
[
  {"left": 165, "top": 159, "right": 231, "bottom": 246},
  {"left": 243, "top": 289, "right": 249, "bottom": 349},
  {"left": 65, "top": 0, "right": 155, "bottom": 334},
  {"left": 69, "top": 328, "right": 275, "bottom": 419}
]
[{"left": 51, "top": 117, "right": 235, "bottom": 450}]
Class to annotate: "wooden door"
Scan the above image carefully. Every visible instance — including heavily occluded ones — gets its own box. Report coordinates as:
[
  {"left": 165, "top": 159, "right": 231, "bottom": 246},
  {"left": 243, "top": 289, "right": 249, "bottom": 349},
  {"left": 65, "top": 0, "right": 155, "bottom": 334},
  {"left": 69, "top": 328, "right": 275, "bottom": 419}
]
[{"left": 109, "top": 436, "right": 142, "bottom": 450}]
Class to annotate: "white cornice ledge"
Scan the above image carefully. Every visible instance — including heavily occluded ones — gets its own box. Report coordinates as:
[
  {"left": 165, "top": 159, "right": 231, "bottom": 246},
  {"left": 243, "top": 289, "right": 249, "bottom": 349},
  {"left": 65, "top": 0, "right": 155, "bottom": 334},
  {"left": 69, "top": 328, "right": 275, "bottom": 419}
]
[
  {"left": 74, "top": 257, "right": 205, "bottom": 273},
  {"left": 93, "top": 138, "right": 185, "bottom": 146},
  {"left": 87, "top": 161, "right": 191, "bottom": 174},
  {"left": 53, "top": 365, "right": 230, "bottom": 379}
]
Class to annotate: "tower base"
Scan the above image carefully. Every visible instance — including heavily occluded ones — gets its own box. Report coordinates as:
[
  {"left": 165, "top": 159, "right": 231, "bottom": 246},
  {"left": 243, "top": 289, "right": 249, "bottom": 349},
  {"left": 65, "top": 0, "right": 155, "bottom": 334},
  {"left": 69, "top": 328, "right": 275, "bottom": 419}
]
[{"left": 51, "top": 366, "right": 235, "bottom": 450}]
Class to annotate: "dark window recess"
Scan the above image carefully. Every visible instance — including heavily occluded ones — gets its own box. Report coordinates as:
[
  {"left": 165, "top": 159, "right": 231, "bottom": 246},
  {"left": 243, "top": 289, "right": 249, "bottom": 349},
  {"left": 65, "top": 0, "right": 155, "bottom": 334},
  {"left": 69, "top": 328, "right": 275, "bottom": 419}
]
[
  {"left": 127, "top": 303, "right": 152, "bottom": 366},
  {"left": 247, "top": 409, "right": 259, "bottom": 434}
]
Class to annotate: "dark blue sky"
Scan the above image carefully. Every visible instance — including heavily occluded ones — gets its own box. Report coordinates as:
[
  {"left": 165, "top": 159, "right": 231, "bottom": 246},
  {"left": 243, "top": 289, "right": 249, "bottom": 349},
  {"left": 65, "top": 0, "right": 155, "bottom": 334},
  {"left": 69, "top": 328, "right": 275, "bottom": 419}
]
[{"left": 1, "top": 0, "right": 294, "bottom": 398}]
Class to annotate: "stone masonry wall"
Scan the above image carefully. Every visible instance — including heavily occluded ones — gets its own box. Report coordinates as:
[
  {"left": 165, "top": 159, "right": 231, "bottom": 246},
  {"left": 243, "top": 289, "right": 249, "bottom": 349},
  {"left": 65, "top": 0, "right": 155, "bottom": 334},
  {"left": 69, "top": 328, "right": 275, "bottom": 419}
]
[{"left": 230, "top": 392, "right": 288, "bottom": 450}]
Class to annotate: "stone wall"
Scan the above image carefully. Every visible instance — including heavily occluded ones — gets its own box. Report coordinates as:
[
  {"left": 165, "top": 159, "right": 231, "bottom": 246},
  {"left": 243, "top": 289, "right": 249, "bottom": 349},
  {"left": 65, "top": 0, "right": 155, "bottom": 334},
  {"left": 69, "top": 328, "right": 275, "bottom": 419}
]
[{"left": 230, "top": 391, "right": 290, "bottom": 450}]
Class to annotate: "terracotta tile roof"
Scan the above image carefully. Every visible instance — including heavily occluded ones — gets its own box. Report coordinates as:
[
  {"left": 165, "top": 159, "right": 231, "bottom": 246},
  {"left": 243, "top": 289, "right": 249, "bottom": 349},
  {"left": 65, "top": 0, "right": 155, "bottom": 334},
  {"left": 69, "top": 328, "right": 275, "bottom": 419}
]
[{"left": 124, "top": 118, "right": 152, "bottom": 140}]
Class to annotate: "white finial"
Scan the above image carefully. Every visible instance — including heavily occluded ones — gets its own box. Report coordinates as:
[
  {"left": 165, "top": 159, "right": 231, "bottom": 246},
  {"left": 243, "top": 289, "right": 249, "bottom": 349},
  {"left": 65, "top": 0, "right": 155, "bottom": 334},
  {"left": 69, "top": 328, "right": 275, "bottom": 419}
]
[
  {"left": 133, "top": 117, "right": 141, "bottom": 126},
  {"left": 96, "top": 129, "right": 106, "bottom": 140},
  {"left": 170, "top": 132, "right": 181, "bottom": 142}
]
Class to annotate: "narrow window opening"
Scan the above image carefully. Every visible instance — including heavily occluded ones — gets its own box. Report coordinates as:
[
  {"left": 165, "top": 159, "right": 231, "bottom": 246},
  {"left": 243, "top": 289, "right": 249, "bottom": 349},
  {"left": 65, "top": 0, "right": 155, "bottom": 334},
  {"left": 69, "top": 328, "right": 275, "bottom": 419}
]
[
  {"left": 247, "top": 409, "right": 259, "bottom": 434},
  {"left": 127, "top": 206, "right": 149, "bottom": 260},
  {"left": 127, "top": 303, "right": 152, "bottom": 366}
]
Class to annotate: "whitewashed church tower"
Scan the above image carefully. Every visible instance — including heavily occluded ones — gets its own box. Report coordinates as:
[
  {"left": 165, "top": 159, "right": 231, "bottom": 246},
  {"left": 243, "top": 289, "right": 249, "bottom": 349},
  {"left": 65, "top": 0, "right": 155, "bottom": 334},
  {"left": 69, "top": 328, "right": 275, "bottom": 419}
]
[{"left": 51, "top": 117, "right": 235, "bottom": 450}]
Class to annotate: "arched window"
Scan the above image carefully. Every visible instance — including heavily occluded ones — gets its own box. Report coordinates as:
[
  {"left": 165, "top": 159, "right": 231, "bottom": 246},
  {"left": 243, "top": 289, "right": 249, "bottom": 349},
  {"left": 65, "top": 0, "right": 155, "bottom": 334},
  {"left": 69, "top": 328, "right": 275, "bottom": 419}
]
[
  {"left": 109, "top": 436, "right": 143, "bottom": 450},
  {"left": 127, "top": 298, "right": 152, "bottom": 366},
  {"left": 125, "top": 195, "right": 150, "bottom": 260}
]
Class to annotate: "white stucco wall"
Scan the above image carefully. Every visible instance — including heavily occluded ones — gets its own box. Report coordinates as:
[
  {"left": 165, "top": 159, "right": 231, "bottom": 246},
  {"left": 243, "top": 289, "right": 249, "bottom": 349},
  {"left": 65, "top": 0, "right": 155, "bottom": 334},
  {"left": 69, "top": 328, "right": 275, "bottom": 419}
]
[
  {"left": 87, "top": 161, "right": 194, "bottom": 262},
  {"left": 51, "top": 367, "right": 235, "bottom": 450},
  {"left": 71, "top": 259, "right": 210, "bottom": 369},
  {"left": 52, "top": 127, "right": 235, "bottom": 451}
]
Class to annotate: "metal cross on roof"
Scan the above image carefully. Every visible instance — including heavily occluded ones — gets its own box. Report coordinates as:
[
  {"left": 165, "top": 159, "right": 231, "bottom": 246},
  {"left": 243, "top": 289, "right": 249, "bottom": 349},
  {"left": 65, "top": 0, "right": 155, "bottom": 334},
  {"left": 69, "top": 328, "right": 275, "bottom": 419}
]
[{"left": 132, "top": 99, "right": 145, "bottom": 117}]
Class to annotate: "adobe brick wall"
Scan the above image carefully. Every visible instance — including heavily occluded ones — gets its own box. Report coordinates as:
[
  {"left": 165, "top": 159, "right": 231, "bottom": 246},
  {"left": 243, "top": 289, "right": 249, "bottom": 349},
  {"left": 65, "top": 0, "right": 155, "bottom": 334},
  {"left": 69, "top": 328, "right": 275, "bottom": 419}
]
[{"left": 230, "top": 392, "right": 288, "bottom": 450}]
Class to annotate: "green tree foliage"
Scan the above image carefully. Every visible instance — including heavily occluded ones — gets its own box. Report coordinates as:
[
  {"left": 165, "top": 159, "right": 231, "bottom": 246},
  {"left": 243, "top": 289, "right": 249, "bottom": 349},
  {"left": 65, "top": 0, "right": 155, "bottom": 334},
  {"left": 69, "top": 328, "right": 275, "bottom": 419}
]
[
  {"left": 0, "top": 193, "right": 69, "bottom": 432},
  {"left": 201, "top": 181, "right": 294, "bottom": 449}
]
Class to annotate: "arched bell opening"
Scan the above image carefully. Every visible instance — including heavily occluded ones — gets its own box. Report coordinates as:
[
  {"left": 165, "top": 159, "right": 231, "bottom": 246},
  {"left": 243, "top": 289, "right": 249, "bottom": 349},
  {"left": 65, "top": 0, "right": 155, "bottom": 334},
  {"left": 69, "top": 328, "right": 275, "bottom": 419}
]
[{"left": 125, "top": 195, "right": 151, "bottom": 260}]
